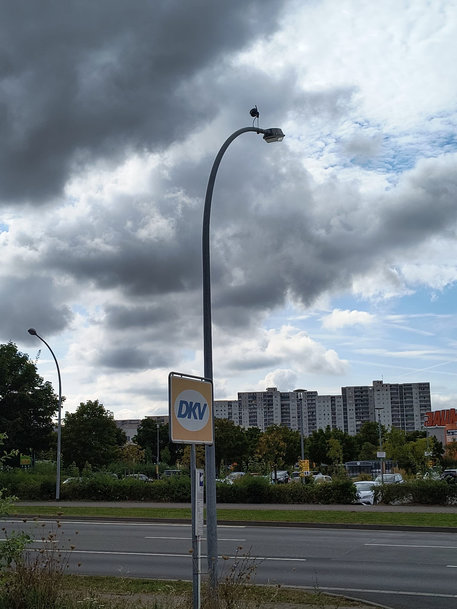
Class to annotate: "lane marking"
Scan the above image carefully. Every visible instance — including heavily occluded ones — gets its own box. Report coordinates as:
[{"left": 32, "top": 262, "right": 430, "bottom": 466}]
[
  {"left": 319, "top": 586, "right": 457, "bottom": 599},
  {"left": 64, "top": 549, "right": 305, "bottom": 562},
  {"left": 144, "top": 536, "right": 246, "bottom": 541},
  {"left": 366, "top": 543, "right": 457, "bottom": 549},
  {"left": 2, "top": 519, "right": 245, "bottom": 530}
]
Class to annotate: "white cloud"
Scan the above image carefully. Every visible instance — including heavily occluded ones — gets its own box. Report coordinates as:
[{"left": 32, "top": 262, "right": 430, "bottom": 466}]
[{"left": 321, "top": 309, "right": 375, "bottom": 330}]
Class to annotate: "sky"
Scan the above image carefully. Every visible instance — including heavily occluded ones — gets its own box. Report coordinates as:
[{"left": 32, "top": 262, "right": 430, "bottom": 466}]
[{"left": 2, "top": 0, "right": 457, "bottom": 421}]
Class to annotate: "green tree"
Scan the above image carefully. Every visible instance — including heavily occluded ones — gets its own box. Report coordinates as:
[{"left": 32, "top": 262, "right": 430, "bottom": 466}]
[
  {"left": 256, "top": 425, "right": 287, "bottom": 479},
  {"left": 244, "top": 427, "right": 262, "bottom": 462},
  {"left": 385, "top": 426, "right": 410, "bottom": 470},
  {"left": 359, "top": 441, "right": 377, "bottom": 460},
  {"left": 0, "top": 342, "right": 58, "bottom": 461},
  {"left": 134, "top": 419, "right": 179, "bottom": 464},
  {"left": 61, "top": 400, "right": 126, "bottom": 470},
  {"left": 308, "top": 429, "right": 329, "bottom": 466},
  {"left": 357, "top": 421, "right": 382, "bottom": 449},
  {"left": 329, "top": 428, "right": 358, "bottom": 462},
  {"left": 214, "top": 419, "right": 249, "bottom": 472},
  {"left": 327, "top": 437, "right": 343, "bottom": 465}
]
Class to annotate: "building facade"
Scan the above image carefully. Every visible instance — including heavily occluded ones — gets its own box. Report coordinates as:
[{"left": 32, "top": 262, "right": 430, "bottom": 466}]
[{"left": 214, "top": 380, "right": 431, "bottom": 436}]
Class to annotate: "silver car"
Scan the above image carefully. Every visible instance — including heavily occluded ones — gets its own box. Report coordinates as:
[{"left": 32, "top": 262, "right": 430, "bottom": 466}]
[{"left": 354, "top": 480, "right": 379, "bottom": 505}]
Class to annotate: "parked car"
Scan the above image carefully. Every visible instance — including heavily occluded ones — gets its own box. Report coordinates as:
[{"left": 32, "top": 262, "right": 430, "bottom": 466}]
[
  {"left": 227, "top": 471, "right": 246, "bottom": 482},
  {"left": 354, "top": 480, "right": 379, "bottom": 505},
  {"left": 126, "top": 473, "right": 152, "bottom": 482},
  {"left": 313, "top": 473, "right": 332, "bottom": 483},
  {"left": 440, "top": 469, "right": 457, "bottom": 483},
  {"left": 161, "top": 469, "right": 187, "bottom": 479},
  {"left": 374, "top": 473, "right": 404, "bottom": 484},
  {"left": 62, "top": 477, "right": 82, "bottom": 485},
  {"left": 270, "top": 470, "right": 290, "bottom": 484},
  {"left": 290, "top": 471, "right": 303, "bottom": 482}
]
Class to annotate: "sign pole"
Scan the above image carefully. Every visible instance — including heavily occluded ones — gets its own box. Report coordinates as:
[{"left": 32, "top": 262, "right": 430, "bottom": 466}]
[
  {"left": 168, "top": 372, "right": 213, "bottom": 609},
  {"left": 191, "top": 445, "right": 201, "bottom": 609}
]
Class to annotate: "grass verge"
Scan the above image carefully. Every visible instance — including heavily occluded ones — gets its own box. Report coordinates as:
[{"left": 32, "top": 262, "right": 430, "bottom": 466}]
[
  {"left": 9, "top": 504, "right": 457, "bottom": 528},
  {"left": 60, "top": 574, "right": 375, "bottom": 608}
]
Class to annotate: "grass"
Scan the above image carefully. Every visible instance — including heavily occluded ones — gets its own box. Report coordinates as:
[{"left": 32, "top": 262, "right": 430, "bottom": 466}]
[
  {"left": 8, "top": 504, "right": 457, "bottom": 528},
  {"left": 60, "top": 574, "right": 369, "bottom": 607}
]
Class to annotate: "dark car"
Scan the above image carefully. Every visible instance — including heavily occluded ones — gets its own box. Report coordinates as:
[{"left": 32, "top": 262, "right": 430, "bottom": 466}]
[{"left": 440, "top": 469, "right": 457, "bottom": 483}]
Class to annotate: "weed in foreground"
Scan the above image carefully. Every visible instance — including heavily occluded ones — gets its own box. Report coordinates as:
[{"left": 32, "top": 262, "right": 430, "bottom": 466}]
[{"left": 0, "top": 520, "right": 77, "bottom": 609}]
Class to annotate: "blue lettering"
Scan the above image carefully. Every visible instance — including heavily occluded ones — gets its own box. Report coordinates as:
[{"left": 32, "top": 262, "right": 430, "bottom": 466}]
[
  {"left": 197, "top": 402, "right": 207, "bottom": 420},
  {"left": 178, "top": 400, "right": 188, "bottom": 417}
]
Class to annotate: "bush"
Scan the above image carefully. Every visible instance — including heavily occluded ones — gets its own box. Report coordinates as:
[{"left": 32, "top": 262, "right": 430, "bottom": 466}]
[{"left": 376, "top": 479, "right": 457, "bottom": 505}]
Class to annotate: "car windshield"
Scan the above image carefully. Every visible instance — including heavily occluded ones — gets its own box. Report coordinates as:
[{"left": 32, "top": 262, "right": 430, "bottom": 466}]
[{"left": 355, "top": 481, "right": 375, "bottom": 490}]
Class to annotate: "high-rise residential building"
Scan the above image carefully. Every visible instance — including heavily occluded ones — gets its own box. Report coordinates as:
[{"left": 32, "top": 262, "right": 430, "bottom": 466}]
[
  {"left": 372, "top": 380, "right": 431, "bottom": 433},
  {"left": 214, "top": 380, "right": 431, "bottom": 436},
  {"left": 341, "top": 385, "right": 374, "bottom": 435}
]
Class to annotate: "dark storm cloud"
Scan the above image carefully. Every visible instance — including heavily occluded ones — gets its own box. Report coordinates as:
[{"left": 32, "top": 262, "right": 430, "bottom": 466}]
[
  {"left": 100, "top": 346, "right": 168, "bottom": 370},
  {"left": 208, "top": 152, "right": 457, "bottom": 327},
  {"left": 0, "top": 275, "right": 72, "bottom": 341},
  {"left": 0, "top": 0, "right": 284, "bottom": 204},
  {"left": 104, "top": 303, "right": 176, "bottom": 330}
]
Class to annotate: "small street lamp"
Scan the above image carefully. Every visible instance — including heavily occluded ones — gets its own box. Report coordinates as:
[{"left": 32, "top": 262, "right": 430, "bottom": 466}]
[
  {"left": 28, "top": 328, "right": 62, "bottom": 500},
  {"left": 375, "top": 407, "right": 385, "bottom": 484}
]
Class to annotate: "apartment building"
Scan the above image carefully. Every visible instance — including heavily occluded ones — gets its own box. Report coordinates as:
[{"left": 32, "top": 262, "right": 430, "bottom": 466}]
[{"left": 214, "top": 380, "right": 431, "bottom": 436}]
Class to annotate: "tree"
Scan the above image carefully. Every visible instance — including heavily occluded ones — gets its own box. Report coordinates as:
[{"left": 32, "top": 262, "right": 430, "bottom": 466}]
[
  {"left": 256, "top": 425, "right": 287, "bottom": 478},
  {"left": 0, "top": 342, "right": 58, "bottom": 461},
  {"left": 358, "top": 421, "right": 382, "bottom": 449},
  {"left": 120, "top": 444, "right": 145, "bottom": 466},
  {"left": 134, "top": 419, "right": 179, "bottom": 465},
  {"left": 327, "top": 437, "right": 343, "bottom": 465},
  {"left": 359, "top": 441, "right": 377, "bottom": 460},
  {"left": 385, "top": 426, "right": 410, "bottom": 470},
  {"left": 61, "top": 400, "right": 126, "bottom": 470},
  {"left": 214, "top": 419, "right": 249, "bottom": 473},
  {"left": 308, "top": 429, "right": 329, "bottom": 466}
]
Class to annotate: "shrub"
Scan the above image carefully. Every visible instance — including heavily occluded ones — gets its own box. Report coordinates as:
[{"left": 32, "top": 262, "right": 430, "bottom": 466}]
[{"left": 376, "top": 479, "right": 457, "bottom": 505}]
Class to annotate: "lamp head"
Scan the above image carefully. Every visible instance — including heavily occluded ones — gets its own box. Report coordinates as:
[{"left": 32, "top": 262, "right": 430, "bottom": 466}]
[
  {"left": 28, "top": 328, "right": 37, "bottom": 336},
  {"left": 262, "top": 128, "right": 285, "bottom": 143}
]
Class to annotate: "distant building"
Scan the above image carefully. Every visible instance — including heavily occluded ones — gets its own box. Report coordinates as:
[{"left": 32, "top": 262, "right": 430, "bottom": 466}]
[
  {"left": 115, "top": 415, "right": 169, "bottom": 444},
  {"left": 424, "top": 408, "right": 457, "bottom": 446},
  {"left": 214, "top": 380, "right": 431, "bottom": 436}
]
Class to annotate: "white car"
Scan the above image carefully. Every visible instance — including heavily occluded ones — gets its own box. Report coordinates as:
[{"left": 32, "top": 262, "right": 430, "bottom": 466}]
[
  {"left": 374, "top": 473, "right": 404, "bottom": 484},
  {"left": 354, "top": 480, "right": 379, "bottom": 505},
  {"left": 313, "top": 473, "right": 332, "bottom": 483}
]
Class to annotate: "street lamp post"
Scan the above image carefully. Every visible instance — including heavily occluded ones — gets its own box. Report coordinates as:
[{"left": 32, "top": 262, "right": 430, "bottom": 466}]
[
  {"left": 27, "top": 328, "right": 62, "bottom": 500},
  {"left": 156, "top": 423, "right": 160, "bottom": 480},
  {"left": 202, "top": 120, "right": 284, "bottom": 590},
  {"left": 375, "top": 407, "right": 384, "bottom": 484}
]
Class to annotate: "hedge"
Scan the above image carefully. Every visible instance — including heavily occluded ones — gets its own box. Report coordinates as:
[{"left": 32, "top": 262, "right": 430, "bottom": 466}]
[{"left": 1, "top": 470, "right": 457, "bottom": 505}]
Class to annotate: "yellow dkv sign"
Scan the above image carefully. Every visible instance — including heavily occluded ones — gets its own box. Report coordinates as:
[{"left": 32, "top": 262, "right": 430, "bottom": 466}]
[{"left": 168, "top": 372, "right": 213, "bottom": 444}]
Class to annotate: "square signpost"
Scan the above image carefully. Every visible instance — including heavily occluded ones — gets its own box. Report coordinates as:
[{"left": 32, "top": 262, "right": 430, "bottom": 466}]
[{"left": 169, "top": 372, "right": 214, "bottom": 609}]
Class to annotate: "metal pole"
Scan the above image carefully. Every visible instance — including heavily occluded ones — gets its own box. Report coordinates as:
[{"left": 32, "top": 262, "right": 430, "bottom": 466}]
[
  {"left": 202, "top": 126, "right": 271, "bottom": 591},
  {"left": 28, "top": 329, "right": 62, "bottom": 500},
  {"left": 376, "top": 407, "right": 384, "bottom": 484},
  {"left": 156, "top": 423, "right": 160, "bottom": 479},
  {"left": 191, "top": 444, "right": 200, "bottom": 609}
]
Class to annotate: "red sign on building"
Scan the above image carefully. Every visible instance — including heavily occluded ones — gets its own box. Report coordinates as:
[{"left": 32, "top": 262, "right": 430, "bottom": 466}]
[{"left": 424, "top": 408, "right": 457, "bottom": 427}]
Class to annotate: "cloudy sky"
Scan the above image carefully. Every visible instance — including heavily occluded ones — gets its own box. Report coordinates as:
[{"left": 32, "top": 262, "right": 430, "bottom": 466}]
[{"left": 2, "top": 0, "right": 457, "bottom": 420}]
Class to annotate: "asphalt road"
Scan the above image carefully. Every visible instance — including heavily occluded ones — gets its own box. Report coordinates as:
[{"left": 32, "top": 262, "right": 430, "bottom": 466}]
[{"left": 3, "top": 517, "right": 457, "bottom": 609}]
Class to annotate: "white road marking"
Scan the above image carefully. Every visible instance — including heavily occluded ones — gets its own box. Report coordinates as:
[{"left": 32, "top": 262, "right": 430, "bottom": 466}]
[
  {"left": 366, "top": 542, "right": 457, "bottom": 549},
  {"left": 319, "top": 586, "right": 457, "bottom": 599},
  {"left": 67, "top": 549, "right": 305, "bottom": 562},
  {"left": 144, "top": 536, "right": 246, "bottom": 541}
]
